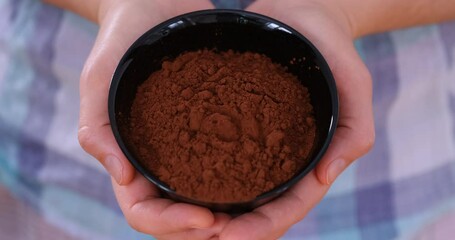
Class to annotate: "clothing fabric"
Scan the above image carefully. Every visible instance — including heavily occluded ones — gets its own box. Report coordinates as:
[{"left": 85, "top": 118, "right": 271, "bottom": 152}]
[{"left": 0, "top": 0, "right": 454, "bottom": 239}]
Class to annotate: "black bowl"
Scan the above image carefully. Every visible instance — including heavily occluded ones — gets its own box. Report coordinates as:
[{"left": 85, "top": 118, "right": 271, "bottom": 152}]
[{"left": 109, "top": 9, "right": 338, "bottom": 213}]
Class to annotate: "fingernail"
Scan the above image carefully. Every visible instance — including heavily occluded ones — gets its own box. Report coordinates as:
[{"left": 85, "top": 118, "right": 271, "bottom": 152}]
[
  {"left": 326, "top": 159, "right": 346, "bottom": 184},
  {"left": 104, "top": 155, "right": 123, "bottom": 184}
]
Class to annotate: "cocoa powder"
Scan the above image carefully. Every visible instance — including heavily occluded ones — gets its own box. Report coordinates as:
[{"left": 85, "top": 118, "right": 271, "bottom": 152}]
[{"left": 128, "top": 50, "right": 316, "bottom": 203}]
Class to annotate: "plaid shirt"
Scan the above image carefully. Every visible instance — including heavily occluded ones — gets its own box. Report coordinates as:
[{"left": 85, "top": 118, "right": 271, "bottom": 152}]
[{"left": 0, "top": 0, "right": 454, "bottom": 239}]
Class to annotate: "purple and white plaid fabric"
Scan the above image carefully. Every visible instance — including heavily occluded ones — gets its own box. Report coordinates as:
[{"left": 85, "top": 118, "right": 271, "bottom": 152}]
[{"left": 0, "top": 0, "right": 454, "bottom": 239}]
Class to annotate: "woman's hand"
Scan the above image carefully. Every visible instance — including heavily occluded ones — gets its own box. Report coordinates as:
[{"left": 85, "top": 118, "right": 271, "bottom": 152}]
[
  {"left": 46, "top": 0, "right": 455, "bottom": 238},
  {"left": 77, "top": 0, "right": 230, "bottom": 239},
  {"left": 219, "top": 0, "right": 375, "bottom": 239}
]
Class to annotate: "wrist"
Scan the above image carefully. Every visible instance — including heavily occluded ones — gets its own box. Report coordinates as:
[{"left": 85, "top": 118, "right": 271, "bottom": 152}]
[
  {"left": 317, "top": 0, "right": 357, "bottom": 39},
  {"left": 43, "top": 0, "right": 103, "bottom": 23},
  {"left": 249, "top": 0, "right": 357, "bottom": 40},
  {"left": 156, "top": 0, "right": 214, "bottom": 15},
  {"left": 329, "top": 0, "right": 455, "bottom": 38},
  {"left": 321, "top": 0, "right": 392, "bottom": 39},
  {"left": 97, "top": 0, "right": 213, "bottom": 27}
]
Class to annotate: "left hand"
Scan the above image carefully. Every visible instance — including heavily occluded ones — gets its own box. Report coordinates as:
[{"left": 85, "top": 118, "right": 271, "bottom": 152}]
[{"left": 219, "top": 0, "right": 375, "bottom": 239}]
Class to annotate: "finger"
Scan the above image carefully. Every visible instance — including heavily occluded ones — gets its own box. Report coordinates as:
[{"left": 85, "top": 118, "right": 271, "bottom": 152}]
[
  {"left": 78, "top": 124, "right": 134, "bottom": 185},
  {"left": 156, "top": 213, "right": 231, "bottom": 240},
  {"left": 220, "top": 171, "right": 329, "bottom": 240},
  {"left": 248, "top": 1, "right": 374, "bottom": 185},
  {"left": 112, "top": 174, "right": 215, "bottom": 235},
  {"left": 78, "top": 7, "right": 165, "bottom": 182},
  {"left": 78, "top": 1, "right": 216, "bottom": 185},
  {"left": 78, "top": 41, "right": 134, "bottom": 185},
  {"left": 315, "top": 44, "right": 375, "bottom": 185}
]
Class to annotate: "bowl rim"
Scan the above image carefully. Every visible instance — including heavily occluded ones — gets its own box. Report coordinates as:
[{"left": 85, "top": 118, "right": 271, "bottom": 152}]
[{"left": 108, "top": 9, "right": 339, "bottom": 206}]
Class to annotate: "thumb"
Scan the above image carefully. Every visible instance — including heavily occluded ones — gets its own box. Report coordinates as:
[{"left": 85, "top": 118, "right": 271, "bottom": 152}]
[
  {"left": 78, "top": 125, "right": 134, "bottom": 185},
  {"left": 78, "top": 55, "right": 135, "bottom": 185},
  {"left": 78, "top": 22, "right": 138, "bottom": 185},
  {"left": 316, "top": 45, "right": 375, "bottom": 185}
]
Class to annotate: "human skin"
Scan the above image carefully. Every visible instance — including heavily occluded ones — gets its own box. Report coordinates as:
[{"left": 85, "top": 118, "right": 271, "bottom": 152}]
[
  {"left": 43, "top": 0, "right": 455, "bottom": 239},
  {"left": 45, "top": 1, "right": 231, "bottom": 239}
]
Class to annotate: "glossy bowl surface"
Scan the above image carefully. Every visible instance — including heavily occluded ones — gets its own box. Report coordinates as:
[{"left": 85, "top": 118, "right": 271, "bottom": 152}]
[{"left": 109, "top": 9, "right": 338, "bottom": 213}]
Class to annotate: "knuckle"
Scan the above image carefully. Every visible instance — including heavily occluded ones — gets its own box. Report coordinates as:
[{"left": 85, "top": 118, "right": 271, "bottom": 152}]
[
  {"left": 123, "top": 208, "right": 144, "bottom": 233},
  {"left": 355, "top": 70, "right": 373, "bottom": 92},
  {"left": 80, "top": 59, "right": 104, "bottom": 90},
  {"left": 359, "top": 67, "right": 373, "bottom": 82},
  {"left": 125, "top": 216, "right": 142, "bottom": 232},
  {"left": 350, "top": 65, "right": 373, "bottom": 87},
  {"left": 80, "top": 64, "right": 96, "bottom": 88},
  {"left": 77, "top": 126, "right": 95, "bottom": 154},
  {"left": 124, "top": 204, "right": 160, "bottom": 235},
  {"left": 357, "top": 128, "right": 375, "bottom": 154}
]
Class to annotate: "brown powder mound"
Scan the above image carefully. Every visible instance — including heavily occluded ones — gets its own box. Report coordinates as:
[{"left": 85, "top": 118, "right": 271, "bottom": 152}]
[{"left": 128, "top": 50, "right": 316, "bottom": 203}]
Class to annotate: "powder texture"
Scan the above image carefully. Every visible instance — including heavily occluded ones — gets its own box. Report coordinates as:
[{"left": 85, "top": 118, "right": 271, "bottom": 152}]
[{"left": 128, "top": 50, "right": 316, "bottom": 203}]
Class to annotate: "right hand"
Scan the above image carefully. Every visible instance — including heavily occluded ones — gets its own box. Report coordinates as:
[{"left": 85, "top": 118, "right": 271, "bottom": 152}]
[{"left": 77, "top": 0, "right": 230, "bottom": 239}]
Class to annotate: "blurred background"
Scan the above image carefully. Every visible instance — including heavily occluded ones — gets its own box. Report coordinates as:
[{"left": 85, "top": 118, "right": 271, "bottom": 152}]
[{"left": 0, "top": 0, "right": 454, "bottom": 239}]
